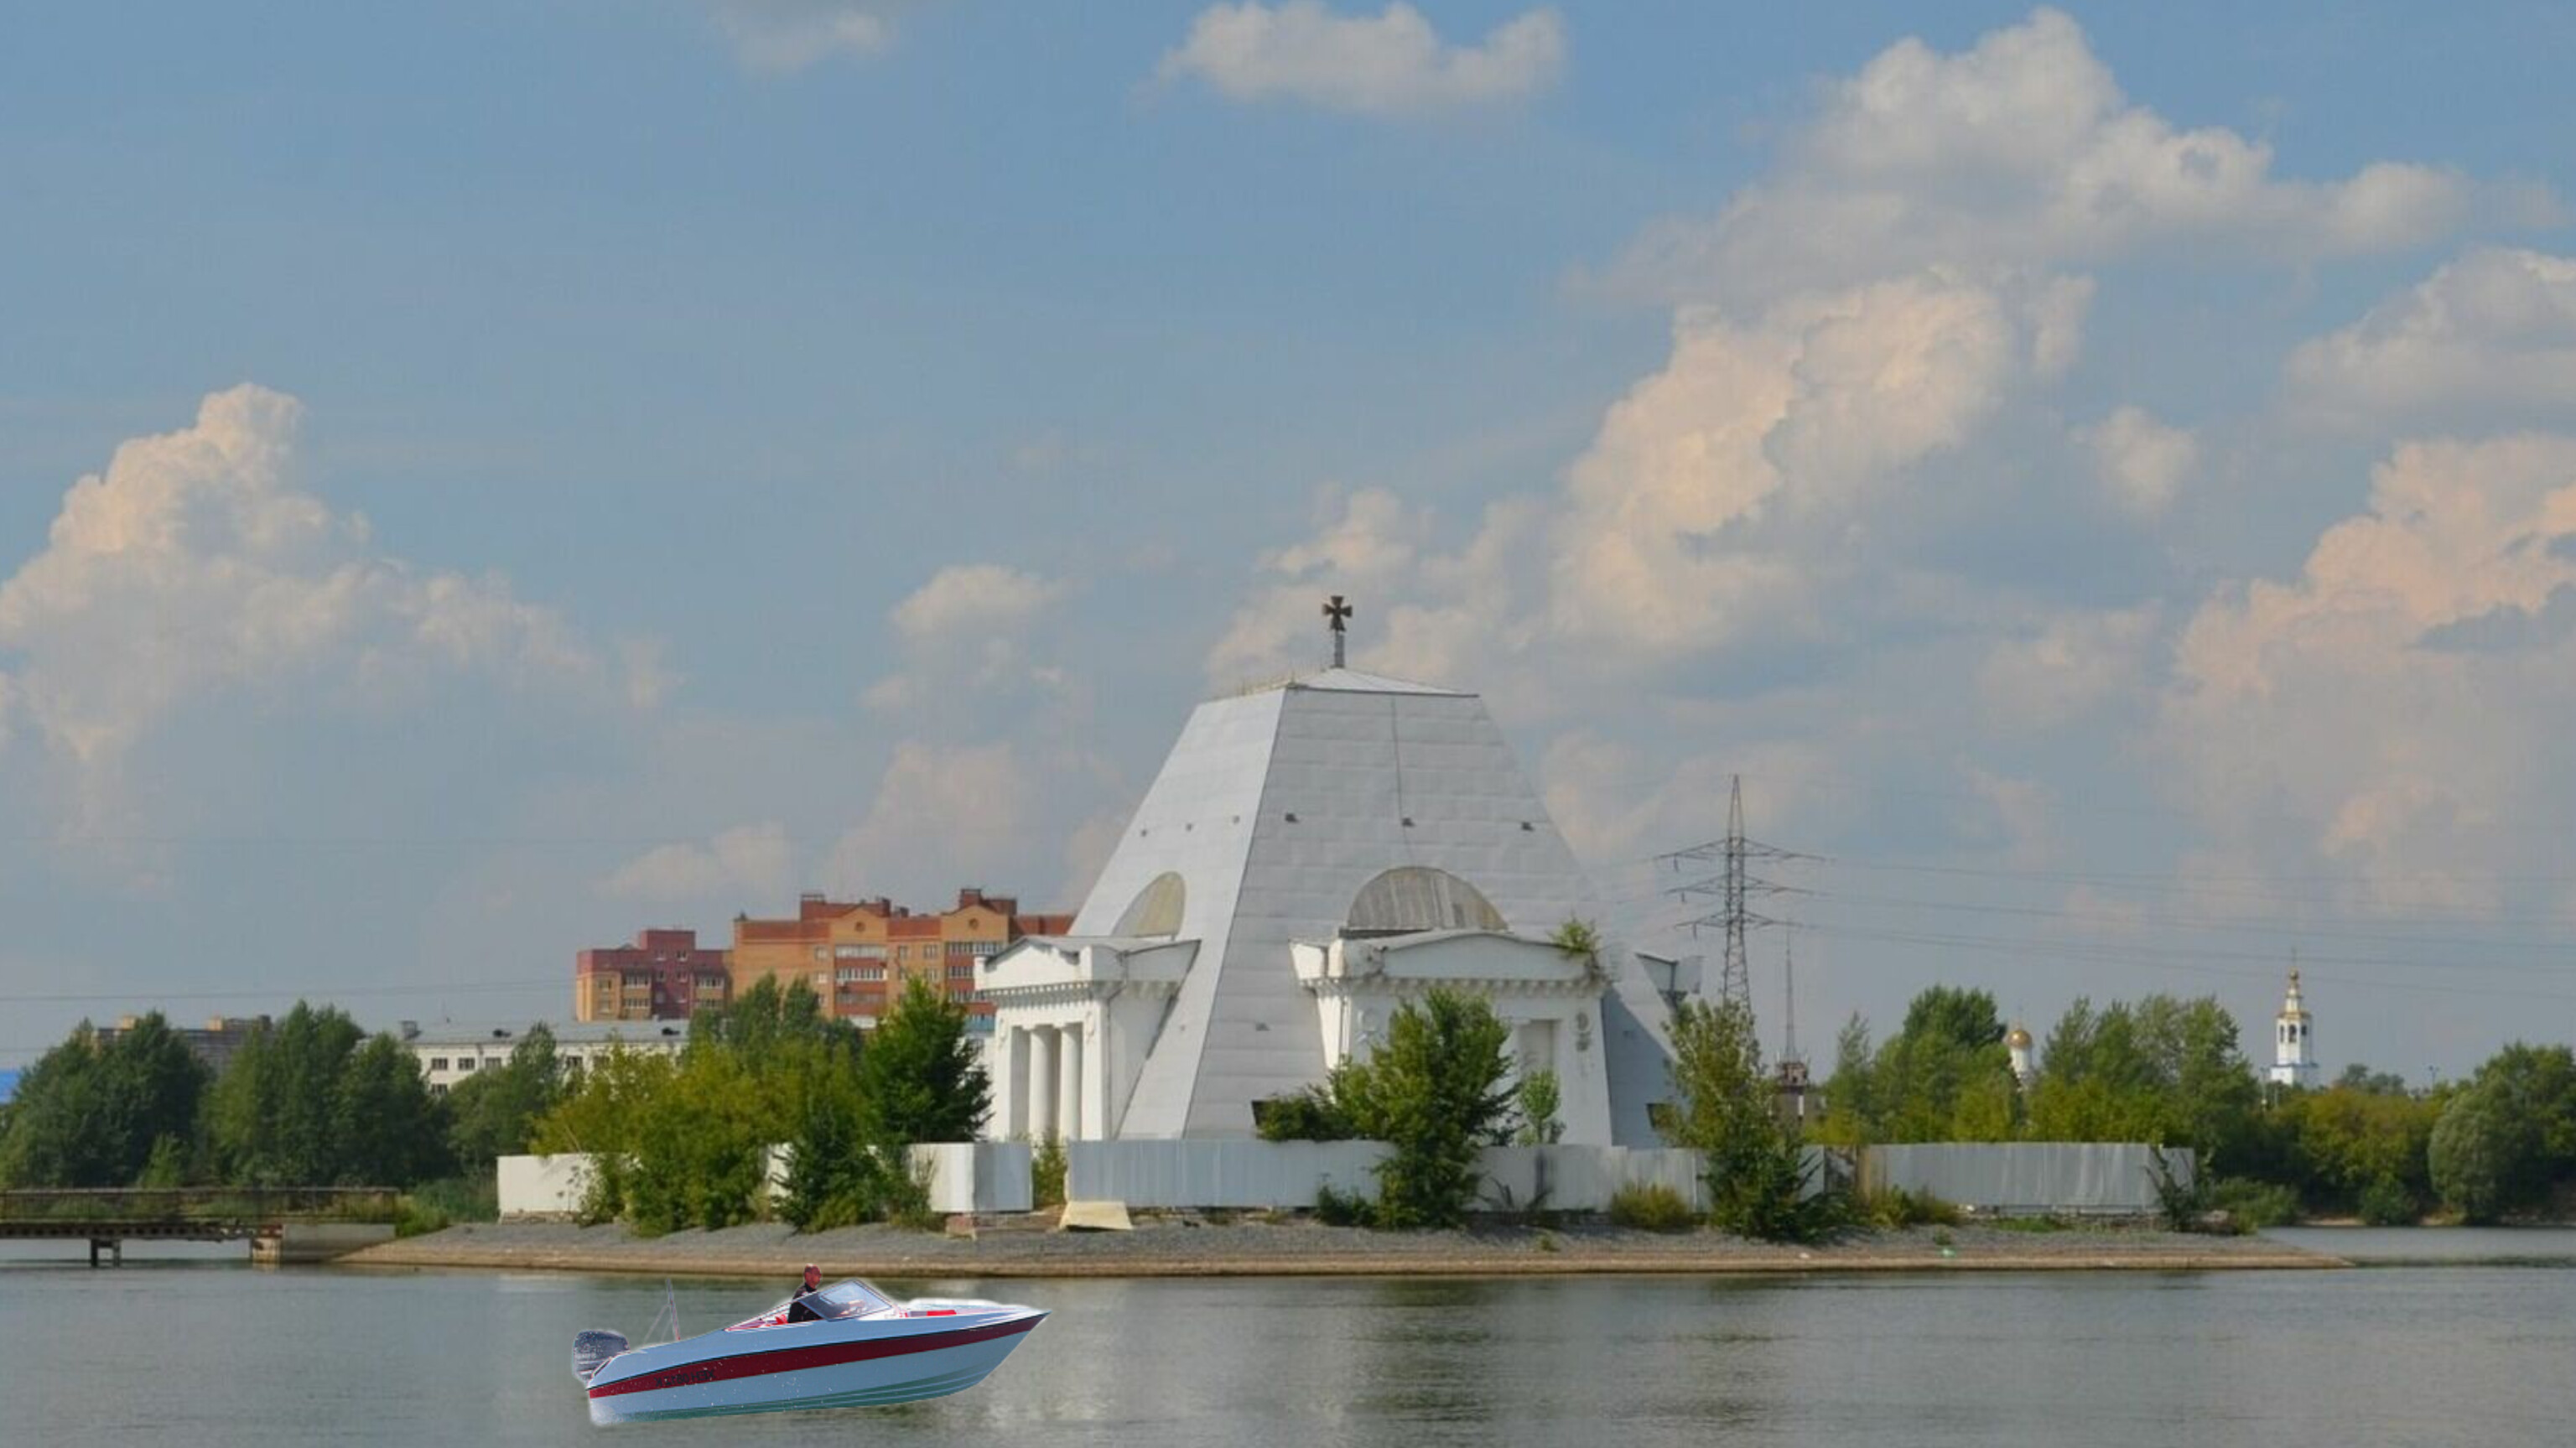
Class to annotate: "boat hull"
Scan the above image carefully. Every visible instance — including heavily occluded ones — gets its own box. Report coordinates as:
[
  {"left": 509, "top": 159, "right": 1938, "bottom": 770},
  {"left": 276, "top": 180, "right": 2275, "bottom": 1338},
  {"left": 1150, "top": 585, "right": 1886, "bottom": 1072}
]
[{"left": 585, "top": 1310, "right": 1045, "bottom": 1425}]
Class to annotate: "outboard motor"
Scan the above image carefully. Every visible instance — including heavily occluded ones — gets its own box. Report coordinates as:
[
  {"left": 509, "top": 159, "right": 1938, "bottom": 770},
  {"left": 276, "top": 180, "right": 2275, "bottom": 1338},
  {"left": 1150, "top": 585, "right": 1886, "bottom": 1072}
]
[{"left": 571, "top": 1329, "right": 629, "bottom": 1385}]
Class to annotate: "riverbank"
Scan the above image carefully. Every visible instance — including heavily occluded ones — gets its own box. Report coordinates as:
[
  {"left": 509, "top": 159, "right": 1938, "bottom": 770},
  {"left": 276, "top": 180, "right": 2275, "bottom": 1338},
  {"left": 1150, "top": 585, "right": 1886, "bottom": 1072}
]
[{"left": 344, "top": 1217, "right": 2343, "bottom": 1278}]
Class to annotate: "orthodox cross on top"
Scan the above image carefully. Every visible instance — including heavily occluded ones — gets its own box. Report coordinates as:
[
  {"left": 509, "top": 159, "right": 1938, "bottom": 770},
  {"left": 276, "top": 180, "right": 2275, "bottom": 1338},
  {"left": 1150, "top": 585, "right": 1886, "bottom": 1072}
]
[{"left": 1322, "top": 594, "right": 1353, "bottom": 668}]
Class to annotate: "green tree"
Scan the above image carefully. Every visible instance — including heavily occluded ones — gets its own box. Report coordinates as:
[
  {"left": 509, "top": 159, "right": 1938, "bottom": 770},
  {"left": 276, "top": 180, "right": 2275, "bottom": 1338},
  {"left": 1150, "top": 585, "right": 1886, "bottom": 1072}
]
[
  {"left": 2429, "top": 1082, "right": 2516, "bottom": 1223},
  {"left": 2024, "top": 994, "right": 2262, "bottom": 1169},
  {"left": 1811, "top": 1015, "right": 1877, "bottom": 1147},
  {"left": 336, "top": 1035, "right": 452, "bottom": 1186},
  {"left": 624, "top": 1048, "right": 774, "bottom": 1235},
  {"left": 2279, "top": 1082, "right": 2438, "bottom": 1216},
  {"left": 1514, "top": 1069, "right": 1565, "bottom": 1146},
  {"left": 1256, "top": 1075, "right": 1361, "bottom": 1142},
  {"left": 2336, "top": 1063, "right": 2413, "bottom": 1096},
  {"left": 1824, "top": 988, "right": 2015, "bottom": 1144},
  {"left": 446, "top": 1024, "right": 566, "bottom": 1169},
  {"left": 1664, "top": 996, "right": 1837, "bottom": 1243},
  {"left": 1336, "top": 989, "right": 1516, "bottom": 1228},
  {"left": 209, "top": 1003, "right": 366, "bottom": 1186},
  {"left": 779, "top": 1066, "right": 877, "bottom": 1231},
  {"left": 2427, "top": 1043, "right": 2576, "bottom": 1220},
  {"left": 532, "top": 1046, "right": 677, "bottom": 1222},
  {"left": 538, "top": 978, "right": 877, "bottom": 1233},
  {"left": 858, "top": 977, "right": 989, "bottom": 1146},
  {"left": 0, "top": 1015, "right": 209, "bottom": 1187},
  {"left": 782, "top": 978, "right": 975, "bottom": 1232}
]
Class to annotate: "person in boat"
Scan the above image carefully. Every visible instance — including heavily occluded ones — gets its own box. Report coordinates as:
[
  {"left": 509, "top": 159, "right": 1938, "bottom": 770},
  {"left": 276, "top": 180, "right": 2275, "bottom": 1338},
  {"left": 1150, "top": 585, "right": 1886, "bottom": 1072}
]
[{"left": 786, "top": 1264, "right": 824, "bottom": 1322}]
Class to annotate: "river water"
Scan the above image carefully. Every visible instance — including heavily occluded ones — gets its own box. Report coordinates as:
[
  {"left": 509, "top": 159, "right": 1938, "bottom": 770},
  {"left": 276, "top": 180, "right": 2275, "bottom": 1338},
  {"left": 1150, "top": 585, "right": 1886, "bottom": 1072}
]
[{"left": 6, "top": 1235, "right": 2573, "bottom": 1445}]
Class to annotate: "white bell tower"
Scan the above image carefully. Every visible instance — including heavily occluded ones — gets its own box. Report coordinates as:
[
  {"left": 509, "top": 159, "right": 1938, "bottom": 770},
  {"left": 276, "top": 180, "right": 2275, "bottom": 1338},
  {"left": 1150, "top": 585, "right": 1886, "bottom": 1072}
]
[{"left": 2267, "top": 968, "right": 2319, "bottom": 1090}]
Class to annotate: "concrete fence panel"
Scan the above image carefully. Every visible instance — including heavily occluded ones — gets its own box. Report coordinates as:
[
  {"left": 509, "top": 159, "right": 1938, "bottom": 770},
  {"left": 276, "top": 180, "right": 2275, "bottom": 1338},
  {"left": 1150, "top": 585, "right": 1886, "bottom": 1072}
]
[
  {"left": 1471, "top": 1146, "right": 1713, "bottom": 1212},
  {"left": 911, "top": 1142, "right": 1034, "bottom": 1214},
  {"left": 1860, "top": 1143, "right": 2185, "bottom": 1215},
  {"left": 1066, "top": 1140, "right": 1390, "bottom": 1210},
  {"left": 498, "top": 1153, "right": 591, "bottom": 1218}
]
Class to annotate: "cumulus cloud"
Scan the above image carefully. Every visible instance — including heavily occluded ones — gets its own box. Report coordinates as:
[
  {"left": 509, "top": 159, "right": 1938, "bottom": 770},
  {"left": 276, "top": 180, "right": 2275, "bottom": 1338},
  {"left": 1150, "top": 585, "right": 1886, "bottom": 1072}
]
[
  {"left": 1158, "top": 2, "right": 1563, "bottom": 114},
  {"left": 2286, "top": 247, "right": 2576, "bottom": 428},
  {"left": 1548, "top": 271, "right": 2087, "bottom": 657},
  {"left": 1604, "top": 8, "right": 2479, "bottom": 307},
  {"left": 2159, "top": 433, "right": 2576, "bottom": 907},
  {"left": 1976, "top": 603, "right": 2161, "bottom": 730},
  {"left": 703, "top": 0, "right": 916, "bottom": 71},
  {"left": 891, "top": 563, "right": 1068, "bottom": 642},
  {"left": 866, "top": 563, "right": 1075, "bottom": 713},
  {"left": 2081, "top": 406, "right": 2197, "bottom": 520},
  {"left": 828, "top": 740, "right": 1032, "bottom": 890},
  {"left": 601, "top": 822, "right": 797, "bottom": 902},
  {"left": 0, "top": 386, "right": 637, "bottom": 786}
]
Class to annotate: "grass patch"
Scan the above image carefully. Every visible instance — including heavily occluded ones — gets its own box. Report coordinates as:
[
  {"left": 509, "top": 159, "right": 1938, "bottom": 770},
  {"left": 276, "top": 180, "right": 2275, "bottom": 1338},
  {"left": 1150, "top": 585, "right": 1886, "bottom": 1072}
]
[
  {"left": 1607, "top": 1182, "right": 1697, "bottom": 1233},
  {"left": 395, "top": 1176, "right": 497, "bottom": 1237},
  {"left": 2209, "top": 1177, "right": 2302, "bottom": 1232},
  {"left": 1861, "top": 1186, "right": 1961, "bottom": 1230}
]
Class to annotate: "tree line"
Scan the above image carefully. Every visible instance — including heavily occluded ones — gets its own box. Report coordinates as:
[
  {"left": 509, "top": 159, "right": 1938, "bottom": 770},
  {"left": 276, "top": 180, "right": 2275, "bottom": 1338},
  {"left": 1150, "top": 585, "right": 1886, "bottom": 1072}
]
[
  {"left": 0, "top": 1002, "right": 553, "bottom": 1203},
  {"left": 1812, "top": 984, "right": 2576, "bottom": 1225},
  {"left": 0, "top": 973, "right": 992, "bottom": 1240},
  {"left": 531, "top": 974, "right": 987, "bottom": 1235}
]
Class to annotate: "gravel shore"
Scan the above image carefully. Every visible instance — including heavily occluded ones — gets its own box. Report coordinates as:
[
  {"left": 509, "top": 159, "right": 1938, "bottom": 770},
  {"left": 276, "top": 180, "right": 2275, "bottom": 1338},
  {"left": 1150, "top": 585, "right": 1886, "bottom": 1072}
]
[{"left": 344, "top": 1216, "right": 2342, "bottom": 1279}]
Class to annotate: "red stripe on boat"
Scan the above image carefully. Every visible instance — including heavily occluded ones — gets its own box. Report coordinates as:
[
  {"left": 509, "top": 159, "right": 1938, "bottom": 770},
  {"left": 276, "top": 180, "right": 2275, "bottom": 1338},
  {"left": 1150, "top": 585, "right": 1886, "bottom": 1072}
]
[{"left": 589, "top": 1317, "right": 1037, "bottom": 1399}]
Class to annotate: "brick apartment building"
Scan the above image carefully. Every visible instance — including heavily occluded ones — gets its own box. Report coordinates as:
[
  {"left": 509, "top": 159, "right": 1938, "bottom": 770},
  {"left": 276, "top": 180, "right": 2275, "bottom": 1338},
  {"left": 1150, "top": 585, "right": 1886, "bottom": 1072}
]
[
  {"left": 729, "top": 887, "right": 1072, "bottom": 1026},
  {"left": 573, "top": 927, "right": 732, "bottom": 1023}
]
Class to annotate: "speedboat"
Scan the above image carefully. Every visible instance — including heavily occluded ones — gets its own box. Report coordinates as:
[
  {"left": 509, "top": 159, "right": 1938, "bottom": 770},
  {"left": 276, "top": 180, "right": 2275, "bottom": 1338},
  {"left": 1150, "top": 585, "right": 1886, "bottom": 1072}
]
[{"left": 570, "top": 1278, "right": 1046, "bottom": 1425}]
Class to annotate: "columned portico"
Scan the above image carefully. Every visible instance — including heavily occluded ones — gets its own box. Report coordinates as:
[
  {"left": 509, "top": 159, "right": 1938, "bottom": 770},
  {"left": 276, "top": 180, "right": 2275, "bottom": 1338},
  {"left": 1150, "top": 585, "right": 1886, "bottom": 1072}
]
[{"left": 977, "top": 937, "right": 1196, "bottom": 1142}]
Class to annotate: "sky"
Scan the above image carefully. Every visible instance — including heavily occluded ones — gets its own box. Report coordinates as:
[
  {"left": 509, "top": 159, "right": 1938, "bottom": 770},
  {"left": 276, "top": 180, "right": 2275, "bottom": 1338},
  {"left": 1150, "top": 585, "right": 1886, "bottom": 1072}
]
[{"left": 5, "top": 2, "right": 2576, "bottom": 1082}]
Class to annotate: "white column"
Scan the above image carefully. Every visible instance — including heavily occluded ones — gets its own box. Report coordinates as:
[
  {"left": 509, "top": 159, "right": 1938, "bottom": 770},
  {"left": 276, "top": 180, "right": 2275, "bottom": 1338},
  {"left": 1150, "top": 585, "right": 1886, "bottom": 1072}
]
[
  {"left": 1028, "top": 1027, "right": 1057, "bottom": 1143},
  {"left": 1000, "top": 1028, "right": 1029, "bottom": 1139},
  {"left": 1058, "top": 1024, "right": 1084, "bottom": 1141}
]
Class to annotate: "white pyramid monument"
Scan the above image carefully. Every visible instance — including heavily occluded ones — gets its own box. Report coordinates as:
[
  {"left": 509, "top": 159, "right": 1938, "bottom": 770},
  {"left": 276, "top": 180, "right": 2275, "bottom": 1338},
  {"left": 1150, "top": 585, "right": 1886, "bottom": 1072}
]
[{"left": 979, "top": 605, "right": 1682, "bottom": 1144}]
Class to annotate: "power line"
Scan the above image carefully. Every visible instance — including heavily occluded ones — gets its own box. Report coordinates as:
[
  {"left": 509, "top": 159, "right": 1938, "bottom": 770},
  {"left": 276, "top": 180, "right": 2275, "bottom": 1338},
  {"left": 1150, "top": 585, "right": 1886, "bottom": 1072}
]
[
  {"left": 1797, "top": 921, "right": 2576, "bottom": 1004},
  {"left": 1805, "top": 887, "right": 2576, "bottom": 961},
  {"left": 0, "top": 978, "right": 564, "bottom": 1005}
]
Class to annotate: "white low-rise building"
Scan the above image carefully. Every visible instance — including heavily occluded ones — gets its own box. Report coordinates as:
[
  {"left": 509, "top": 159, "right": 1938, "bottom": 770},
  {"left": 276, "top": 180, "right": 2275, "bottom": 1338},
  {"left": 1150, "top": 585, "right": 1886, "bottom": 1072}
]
[
  {"left": 399, "top": 1020, "right": 688, "bottom": 1096},
  {"left": 979, "top": 656, "right": 1680, "bottom": 1145}
]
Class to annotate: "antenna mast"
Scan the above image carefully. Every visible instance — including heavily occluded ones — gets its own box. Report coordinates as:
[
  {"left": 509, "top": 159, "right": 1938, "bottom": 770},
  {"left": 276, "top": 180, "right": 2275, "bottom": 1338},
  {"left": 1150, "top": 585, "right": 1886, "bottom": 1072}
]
[{"left": 1780, "top": 925, "right": 1800, "bottom": 1067}]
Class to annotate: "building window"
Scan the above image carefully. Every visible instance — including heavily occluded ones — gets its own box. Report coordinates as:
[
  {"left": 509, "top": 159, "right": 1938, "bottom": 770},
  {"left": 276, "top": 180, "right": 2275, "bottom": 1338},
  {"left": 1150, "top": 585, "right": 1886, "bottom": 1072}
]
[
  {"left": 947, "top": 963, "right": 974, "bottom": 979},
  {"left": 834, "top": 943, "right": 886, "bottom": 960},
  {"left": 1114, "top": 872, "right": 1187, "bottom": 937},
  {"left": 1345, "top": 866, "right": 1507, "bottom": 935},
  {"left": 860, "top": 966, "right": 886, "bottom": 982},
  {"left": 812, "top": 947, "right": 828, "bottom": 962},
  {"left": 429, "top": 1057, "right": 449, "bottom": 1072},
  {"left": 455, "top": 1060, "right": 475, "bottom": 1074}
]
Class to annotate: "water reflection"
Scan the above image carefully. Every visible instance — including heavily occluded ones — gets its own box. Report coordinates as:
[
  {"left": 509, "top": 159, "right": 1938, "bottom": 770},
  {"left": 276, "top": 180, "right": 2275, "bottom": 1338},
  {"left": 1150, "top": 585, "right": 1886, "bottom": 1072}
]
[{"left": 3, "top": 1259, "right": 2572, "bottom": 1445}]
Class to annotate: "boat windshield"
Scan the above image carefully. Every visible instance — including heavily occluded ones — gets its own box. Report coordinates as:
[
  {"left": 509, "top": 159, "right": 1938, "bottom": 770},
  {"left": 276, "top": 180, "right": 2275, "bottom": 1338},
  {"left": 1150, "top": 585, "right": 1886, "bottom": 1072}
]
[{"left": 800, "top": 1279, "right": 896, "bottom": 1320}]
